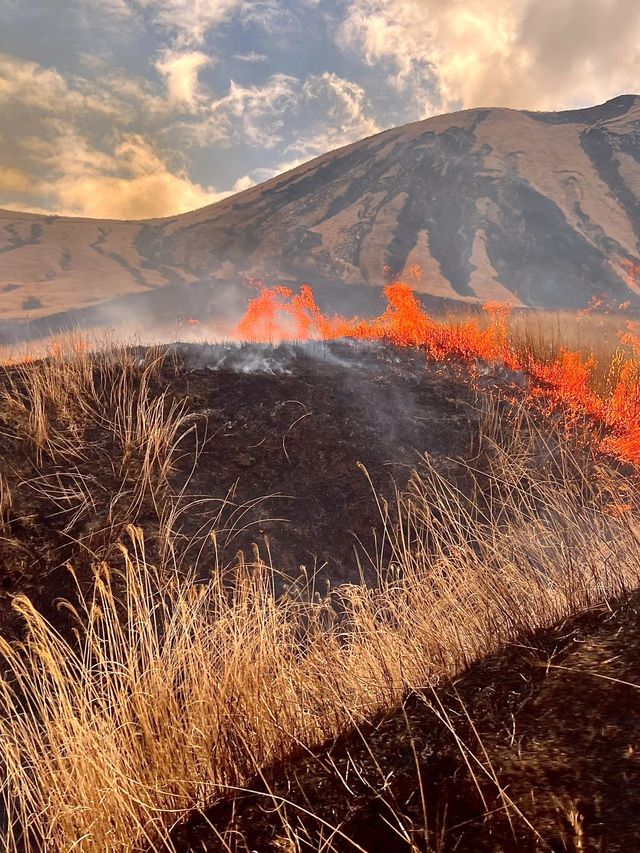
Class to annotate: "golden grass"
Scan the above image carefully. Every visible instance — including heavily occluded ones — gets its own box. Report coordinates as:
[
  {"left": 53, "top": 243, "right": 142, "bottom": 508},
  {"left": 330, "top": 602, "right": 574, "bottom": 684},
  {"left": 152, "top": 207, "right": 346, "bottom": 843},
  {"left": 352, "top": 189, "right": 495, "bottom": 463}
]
[
  {"left": 0, "top": 336, "right": 194, "bottom": 544},
  {"left": 438, "top": 305, "right": 632, "bottom": 394},
  {"left": 508, "top": 308, "right": 632, "bottom": 393},
  {"left": 0, "top": 399, "right": 639, "bottom": 851}
]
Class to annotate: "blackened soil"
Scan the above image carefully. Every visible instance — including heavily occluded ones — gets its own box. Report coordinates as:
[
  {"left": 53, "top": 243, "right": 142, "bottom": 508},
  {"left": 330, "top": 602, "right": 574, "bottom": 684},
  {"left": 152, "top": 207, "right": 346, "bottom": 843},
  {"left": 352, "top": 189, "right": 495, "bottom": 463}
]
[
  {"left": 172, "top": 593, "right": 640, "bottom": 852},
  {"left": 0, "top": 340, "right": 494, "bottom": 638},
  {"left": 168, "top": 341, "right": 484, "bottom": 585}
]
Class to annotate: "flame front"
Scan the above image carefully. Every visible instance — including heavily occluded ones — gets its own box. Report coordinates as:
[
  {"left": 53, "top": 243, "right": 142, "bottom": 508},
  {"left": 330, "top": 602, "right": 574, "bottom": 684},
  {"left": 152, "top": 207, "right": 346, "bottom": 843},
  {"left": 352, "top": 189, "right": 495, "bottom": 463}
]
[
  {"left": 236, "top": 276, "right": 640, "bottom": 467},
  {"left": 236, "top": 280, "right": 516, "bottom": 363}
]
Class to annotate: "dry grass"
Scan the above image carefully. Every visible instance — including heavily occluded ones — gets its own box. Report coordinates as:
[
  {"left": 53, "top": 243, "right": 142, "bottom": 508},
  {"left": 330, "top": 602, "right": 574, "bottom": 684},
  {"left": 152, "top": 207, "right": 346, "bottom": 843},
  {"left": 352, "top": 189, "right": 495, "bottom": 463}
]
[
  {"left": 0, "top": 335, "right": 195, "bottom": 546},
  {"left": 0, "top": 395, "right": 639, "bottom": 851},
  {"left": 508, "top": 308, "right": 632, "bottom": 393},
  {"left": 439, "top": 305, "right": 632, "bottom": 394}
]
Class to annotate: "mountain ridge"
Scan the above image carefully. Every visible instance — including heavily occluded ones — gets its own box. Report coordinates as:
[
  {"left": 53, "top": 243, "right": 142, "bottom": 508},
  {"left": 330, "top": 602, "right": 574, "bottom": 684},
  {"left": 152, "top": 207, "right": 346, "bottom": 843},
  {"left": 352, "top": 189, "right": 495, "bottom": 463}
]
[{"left": 2, "top": 94, "right": 640, "bottom": 326}]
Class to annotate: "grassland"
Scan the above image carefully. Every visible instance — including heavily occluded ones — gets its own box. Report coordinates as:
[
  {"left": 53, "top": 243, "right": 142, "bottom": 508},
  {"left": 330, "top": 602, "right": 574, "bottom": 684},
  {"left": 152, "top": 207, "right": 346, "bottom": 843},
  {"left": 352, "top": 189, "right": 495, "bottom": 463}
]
[{"left": 0, "top": 304, "right": 639, "bottom": 851}]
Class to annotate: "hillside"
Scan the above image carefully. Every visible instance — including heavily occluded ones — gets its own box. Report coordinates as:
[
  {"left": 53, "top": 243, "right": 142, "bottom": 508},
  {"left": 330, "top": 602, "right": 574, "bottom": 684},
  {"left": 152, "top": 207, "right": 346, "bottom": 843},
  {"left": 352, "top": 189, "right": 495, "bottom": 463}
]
[{"left": 1, "top": 94, "right": 640, "bottom": 329}]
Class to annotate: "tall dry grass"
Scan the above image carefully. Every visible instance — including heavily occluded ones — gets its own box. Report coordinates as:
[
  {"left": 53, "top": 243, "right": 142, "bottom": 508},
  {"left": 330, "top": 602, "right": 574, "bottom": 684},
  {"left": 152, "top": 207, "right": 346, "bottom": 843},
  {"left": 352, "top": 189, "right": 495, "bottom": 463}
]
[
  {"left": 440, "top": 305, "right": 631, "bottom": 393},
  {"left": 0, "top": 335, "right": 194, "bottom": 540},
  {"left": 508, "top": 308, "right": 631, "bottom": 393},
  {"left": 0, "top": 404, "right": 639, "bottom": 851}
]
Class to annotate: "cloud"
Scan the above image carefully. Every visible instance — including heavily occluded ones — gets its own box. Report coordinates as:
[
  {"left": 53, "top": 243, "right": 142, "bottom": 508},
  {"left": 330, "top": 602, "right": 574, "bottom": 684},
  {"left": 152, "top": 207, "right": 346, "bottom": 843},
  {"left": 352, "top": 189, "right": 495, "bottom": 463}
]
[
  {"left": 231, "top": 51, "right": 268, "bottom": 62},
  {"left": 248, "top": 156, "right": 308, "bottom": 185},
  {"left": 0, "top": 52, "right": 164, "bottom": 121},
  {"left": 339, "top": 0, "right": 640, "bottom": 114},
  {"left": 0, "top": 166, "right": 32, "bottom": 194},
  {"left": 0, "top": 53, "right": 105, "bottom": 114},
  {"left": 303, "top": 73, "right": 379, "bottom": 134},
  {"left": 32, "top": 132, "right": 249, "bottom": 218},
  {"left": 138, "top": 0, "right": 244, "bottom": 47},
  {"left": 80, "top": 0, "right": 134, "bottom": 21},
  {"left": 184, "top": 73, "right": 301, "bottom": 146},
  {"left": 76, "top": 0, "right": 136, "bottom": 31},
  {"left": 516, "top": 0, "right": 640, "bottom": 109},
  {"left": 156, "top": 49, "right": 212, "bottom": 110},
  {"left": 180, "top": 69, "right": 380, "bottom": 155},
  {"left": 289, "top": 71, "right": 381, "bottom": 158},
  {"left": 239, "top": 0, "right": 288, "bottom": 31}
]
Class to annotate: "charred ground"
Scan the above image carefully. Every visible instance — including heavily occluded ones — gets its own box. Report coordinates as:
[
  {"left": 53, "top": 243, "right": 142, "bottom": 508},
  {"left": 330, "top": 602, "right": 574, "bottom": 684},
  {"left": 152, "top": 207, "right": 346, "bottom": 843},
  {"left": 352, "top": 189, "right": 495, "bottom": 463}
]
[{"left": 0, "top": 339, "right": 490, "bottom": 637}]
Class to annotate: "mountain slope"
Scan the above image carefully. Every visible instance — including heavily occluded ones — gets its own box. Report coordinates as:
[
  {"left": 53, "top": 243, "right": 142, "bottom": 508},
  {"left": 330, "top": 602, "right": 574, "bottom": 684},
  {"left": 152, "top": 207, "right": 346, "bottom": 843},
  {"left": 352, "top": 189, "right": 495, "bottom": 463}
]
[{"left": 2, "top": 94, "right": 640, "bottom": 325}]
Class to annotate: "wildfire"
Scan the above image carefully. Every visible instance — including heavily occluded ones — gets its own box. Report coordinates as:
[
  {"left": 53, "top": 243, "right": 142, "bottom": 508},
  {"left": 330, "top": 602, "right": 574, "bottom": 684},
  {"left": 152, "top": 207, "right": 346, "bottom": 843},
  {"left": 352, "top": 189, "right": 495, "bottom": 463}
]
[{"left": 235, "top": 275, "right": 640, "bottom": 467}]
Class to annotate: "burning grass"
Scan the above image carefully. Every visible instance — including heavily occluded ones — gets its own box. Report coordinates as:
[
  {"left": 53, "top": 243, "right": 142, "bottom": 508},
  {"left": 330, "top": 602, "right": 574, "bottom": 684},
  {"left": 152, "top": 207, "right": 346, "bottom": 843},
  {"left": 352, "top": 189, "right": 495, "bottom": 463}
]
[
  {"left": 1, "top": 284, "right": 640, "bottom": 849},
  {"left": 234, "top": 276, "right": 640, "bottom": 467}
]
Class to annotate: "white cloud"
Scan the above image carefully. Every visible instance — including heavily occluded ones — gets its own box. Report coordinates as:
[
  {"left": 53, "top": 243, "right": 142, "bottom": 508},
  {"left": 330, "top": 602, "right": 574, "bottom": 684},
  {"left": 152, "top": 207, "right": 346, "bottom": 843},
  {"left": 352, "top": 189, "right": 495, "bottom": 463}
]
[
  {"left": 517, "top": 0, "right": 640, "bottom": 109},
  {"left": 0, "top": 165, "right": 32, "bottom": 194},
  {"left": 156, "top": 49, "right": 212, "bottom": 110},
  {"left": 80, "top": 0, "right": 135, "bottom": 24},
  {"left": 338, "top": 0, "right": 640, "bottom": 114},
  {"left": 231, "top": 51, "right": 268, "bottom": 62},
  {"left": 184, "top": 73, "right": 300, "bottom": 146},
  {"left": 303, "top": 72, "right": 379, "bottom": 134},
  {"left": 289, "top": 71, "right": 381, "bottom": 159},
  {"left": 0, "top": 53, "right": 111, "bottom": 115},
  {"left": 239, "top": 0, "right": 287, "bottom": 31},
  {"left": 0, "top": 52, "right": 165, "bottom": 121},
  {"left": 138, "top": 0, "right": 244, "bottom": 47},
  {"left": 249, "top": 156, "right": 308, "bottom": 185},
  {"left": 179, "top": 69, "right": 380, "bottom": 156}
]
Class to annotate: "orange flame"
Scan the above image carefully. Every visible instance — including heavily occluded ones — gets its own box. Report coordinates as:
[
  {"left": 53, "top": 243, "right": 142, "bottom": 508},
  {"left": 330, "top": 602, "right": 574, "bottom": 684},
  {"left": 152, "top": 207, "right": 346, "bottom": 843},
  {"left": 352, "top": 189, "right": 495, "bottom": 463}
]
[{"left": 236, "top": 278, "right": 640, "bottom": 467}]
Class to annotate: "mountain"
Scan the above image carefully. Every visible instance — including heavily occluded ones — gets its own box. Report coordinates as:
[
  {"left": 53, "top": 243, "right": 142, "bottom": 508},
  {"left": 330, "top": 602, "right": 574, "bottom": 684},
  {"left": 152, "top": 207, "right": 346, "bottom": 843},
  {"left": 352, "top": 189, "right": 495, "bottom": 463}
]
[{"left": 2, "top": 94, "right": 640, "bottom": 329}]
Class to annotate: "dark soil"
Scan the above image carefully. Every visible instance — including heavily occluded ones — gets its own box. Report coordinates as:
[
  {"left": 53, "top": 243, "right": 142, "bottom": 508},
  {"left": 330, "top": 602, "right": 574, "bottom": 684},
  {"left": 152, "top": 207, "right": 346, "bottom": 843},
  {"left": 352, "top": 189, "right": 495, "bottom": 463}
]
[
  {"left": 171, "top": 592, "right": 640, "bottom": 852},
  {"left": 0, "top": 340, "right": 497, "bottom": 638}
]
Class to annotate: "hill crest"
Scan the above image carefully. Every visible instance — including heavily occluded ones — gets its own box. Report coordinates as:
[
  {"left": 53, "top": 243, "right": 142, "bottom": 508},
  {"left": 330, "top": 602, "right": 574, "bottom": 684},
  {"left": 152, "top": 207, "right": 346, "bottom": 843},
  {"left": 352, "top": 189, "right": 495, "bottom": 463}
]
[{"left": 1, "top": 94, "right": 640, "bottom": 326}]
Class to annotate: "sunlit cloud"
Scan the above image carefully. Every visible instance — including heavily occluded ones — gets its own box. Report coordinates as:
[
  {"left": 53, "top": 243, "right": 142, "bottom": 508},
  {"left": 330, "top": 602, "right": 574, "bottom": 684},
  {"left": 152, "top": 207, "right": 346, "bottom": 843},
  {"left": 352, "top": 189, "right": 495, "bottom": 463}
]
[
  {"left": 231, "top": 51, "right": 268, "bottom": 62},
  {"left": 339, "top": 0, "right": 640, "bottom": 114},
  {"left": 182, "top": 73, "right": 301, "bottom": 147},
  {"left": 0, "top": 165, "right": 32, "bottom": 194},
  {"left": 156, "top": 49, "right": 212, "bottom": 110},
  {"left": 290, "top": 72, "right": 381, "bottom": 158},
  {"left": 137, "top": 0, "right": 244, "bottom": 48},
  {"left": 52, "top": 150, "right": 233, "bottom": 220},
  {"left": 25, "top": 131, "right": 252, "bottom": 219}
]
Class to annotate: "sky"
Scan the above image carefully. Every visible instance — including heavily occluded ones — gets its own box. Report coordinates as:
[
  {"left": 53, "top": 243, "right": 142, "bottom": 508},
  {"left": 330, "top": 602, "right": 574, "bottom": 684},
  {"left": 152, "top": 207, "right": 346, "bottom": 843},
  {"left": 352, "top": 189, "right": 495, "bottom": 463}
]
[{"left": 1, "top": 0, "right": 639, "bottom": 220}]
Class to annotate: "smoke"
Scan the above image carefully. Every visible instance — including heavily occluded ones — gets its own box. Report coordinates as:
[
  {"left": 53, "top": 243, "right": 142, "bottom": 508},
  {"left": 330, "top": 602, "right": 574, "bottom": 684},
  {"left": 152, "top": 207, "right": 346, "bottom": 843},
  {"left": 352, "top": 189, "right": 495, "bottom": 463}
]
[
  {"left": 0, "top": 276, "right": 252, "bottom": 349},
  {"left": 169, "top": 339, "right": 393, "bottom": 375}
]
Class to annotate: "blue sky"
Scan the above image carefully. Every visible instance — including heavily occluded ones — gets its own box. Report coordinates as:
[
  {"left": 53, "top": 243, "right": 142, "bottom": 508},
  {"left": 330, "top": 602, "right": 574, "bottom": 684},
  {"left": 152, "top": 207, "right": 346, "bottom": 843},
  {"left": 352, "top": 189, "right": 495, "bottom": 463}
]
[{"left": 1, "top": 0, "right": 639, "bottom": 219}]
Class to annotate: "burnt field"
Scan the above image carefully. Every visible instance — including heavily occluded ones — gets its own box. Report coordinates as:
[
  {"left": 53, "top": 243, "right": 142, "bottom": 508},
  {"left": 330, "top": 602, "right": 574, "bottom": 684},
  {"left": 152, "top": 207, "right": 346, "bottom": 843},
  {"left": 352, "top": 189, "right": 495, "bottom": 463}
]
[
  {"left": 174, "top": 593, "right": 640, "bottom": 852},
  {"left": 0, "top": 339, "right": 493, "bottom": 637},
  {"left": 1, "top": 335, "right": 640, "bottom": 852}
]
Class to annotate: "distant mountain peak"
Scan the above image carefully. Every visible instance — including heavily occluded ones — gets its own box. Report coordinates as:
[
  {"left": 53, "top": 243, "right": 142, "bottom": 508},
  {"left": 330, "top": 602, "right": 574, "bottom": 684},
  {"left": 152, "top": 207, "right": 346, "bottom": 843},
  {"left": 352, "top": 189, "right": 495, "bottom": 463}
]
[{"left": 1, "top": 95, "right": 639, "bottom": 330}]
